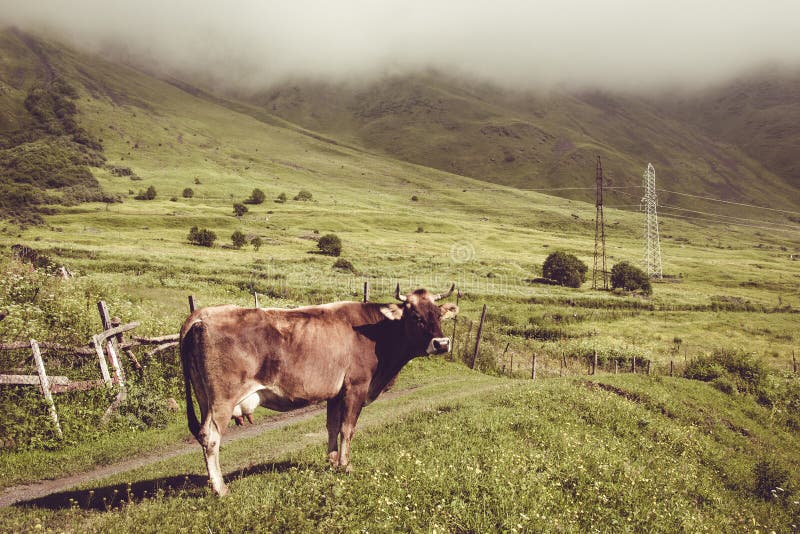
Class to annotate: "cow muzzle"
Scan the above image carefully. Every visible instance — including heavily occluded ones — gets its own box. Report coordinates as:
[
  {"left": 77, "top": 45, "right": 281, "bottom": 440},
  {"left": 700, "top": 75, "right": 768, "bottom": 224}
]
[{"left": 427, "top": 337, "right": 451, "bottom": 355}]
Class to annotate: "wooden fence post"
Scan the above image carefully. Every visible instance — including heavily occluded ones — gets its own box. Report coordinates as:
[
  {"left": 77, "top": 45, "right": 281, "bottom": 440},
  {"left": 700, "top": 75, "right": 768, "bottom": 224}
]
[
  {"left": 531, "top": 353, "right": 537, "bottom": 381},
  {"left": 31, "top": 339, "right": 62, "bottom": 439},
  {"left": 92, "top": 334, "right": 112, "bottom": 387},
  {"left": 614, "top": 359, "right": 618, "bottom": 375},
  {"left": 646, "top": 360, "right": 651, "bottom": 375},
  {"left": 363, "top": 281, "right": 369, "bottom": 303},
  {"left": 112, "top": 316, "right": 141, "bottom": 371},
  {"left": 470, "top": 304, "right": 487, "bottom": 370},
  {"left": 670, "top": 360, "right": 674, "bottom": 377},
  {"left": 593, "top": 350, "right": 598, "bottom": 375},
  {"left": 632, "top": 355, "right": 636, "bottom": 374},
  {"left": 510, "top": 351, "right": 514, "bottom": 376},
  {"left": 98, "top": 301, "right": 125, "bottom": 385},
  {"left": 188, "top": 295, "right": 196, "bottom": 313},
  {"left": 254, "top": 292, "right": 259, "bottom": 308},
  {"left": 793, "top": 351, "right": 797, "bottom": 374}
]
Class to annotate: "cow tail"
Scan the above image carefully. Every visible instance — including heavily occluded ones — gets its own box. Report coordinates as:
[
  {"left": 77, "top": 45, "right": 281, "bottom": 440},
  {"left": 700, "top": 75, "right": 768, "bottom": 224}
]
[{"left": 180, "top": 320, "right": 204, "bottom": 441}]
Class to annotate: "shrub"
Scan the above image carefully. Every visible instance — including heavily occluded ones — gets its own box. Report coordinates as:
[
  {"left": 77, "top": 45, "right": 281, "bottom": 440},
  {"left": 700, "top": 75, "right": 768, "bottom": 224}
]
[
  {"left": 317, "top": 233, "right": 342, "bottom": 256},
  {"left": 134, "top": 185, "right": 156, "bottom": 200},
  {"left": 416, "top": 226, "right": 424, "bottom": 233},
  {"left": 194, "top": 177, "right": 201, "bottom": 184},
  {"left": 754, "top": 457, "right": 790, "bottom": 499},
  {"left": 684, "top": 348, "right": 767, "bottom": 394},
  {"left": 251, "top": 237, "right": 263, "bottom": 251},
  {"left": 542, "top": 251, "right": 587, "bottom": 288},
  {"left": 332, "top": 258, "right": 356, "bottom": 273},
  {"left": 169, "top": 196, "right": 177, "bottom": 202},
  {"left": 411, "top": 195, "right": 419, "bottom": 202},
  {"left": 188, "top": 226, "right": 217, "bottom": 247},
  {"left": 182, "top": 187, "right": 194, "bottom": 198},
  {"left": 275, "top": 192, "right": 287, "bottom": 203},
  {"left": 611, "top": 261, "right": 652, "bottom": 294},
  {"left": 245, "top": 188, "right": 266, "bottom": 204},
  {"left": 294, "top": 190, "right": 313, "bottom": 201},
  {"left": 231, "top": 230, "right": 247, "bottom": 249},
  {"left": 233, "top": 202, "right": 248, "bottom": 217}
]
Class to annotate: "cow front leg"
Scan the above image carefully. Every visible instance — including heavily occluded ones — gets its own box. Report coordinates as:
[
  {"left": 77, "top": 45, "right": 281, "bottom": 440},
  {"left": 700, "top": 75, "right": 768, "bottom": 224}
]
[
  {"left": 337, "top": 390, "right": 366, "bottom": 472},
  {"left": 326, "top": 396, "right": 343, "bottom": 467}
]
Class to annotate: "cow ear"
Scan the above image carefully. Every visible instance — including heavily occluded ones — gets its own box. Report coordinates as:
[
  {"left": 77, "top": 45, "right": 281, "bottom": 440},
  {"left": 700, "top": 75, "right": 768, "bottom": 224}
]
[
  {"left": 380, "top": 304, "right": 404, "bottom": 321},
  {"left": 440, "top": 303, "right": 459, "bottom": 320}
]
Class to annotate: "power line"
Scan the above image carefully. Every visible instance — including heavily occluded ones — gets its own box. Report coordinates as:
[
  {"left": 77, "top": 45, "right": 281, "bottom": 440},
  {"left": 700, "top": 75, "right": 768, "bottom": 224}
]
[
  {"left": 660, "top": 204, "right": 800, "bottom": 229},
  {"left": 659, "top": 210, "right": 800, "bottom": 234},
  {"left": 657, "top": 189, "right": 800, "bottom": 215}
]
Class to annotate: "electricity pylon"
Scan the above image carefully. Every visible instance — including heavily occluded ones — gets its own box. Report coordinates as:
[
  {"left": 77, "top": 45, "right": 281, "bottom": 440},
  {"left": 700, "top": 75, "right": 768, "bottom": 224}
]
[
  {"left": 641, "top": 163, "right": 663, "bottom": 278},
  {"left": 592, "top": 156, "right": 608, "bottom": 290}
]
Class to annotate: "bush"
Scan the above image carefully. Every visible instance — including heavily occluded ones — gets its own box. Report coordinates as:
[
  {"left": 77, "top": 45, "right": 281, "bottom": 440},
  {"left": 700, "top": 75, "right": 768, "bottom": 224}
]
[
  {"left": 317, "top": 234, "right": 342, "bottom": 256},
  {"left": 251, "top": 237, "right": 263, "bottom": 251},
  {"left": 231, "top": 230, "right": 247, "bottom": 249},
  {"left": 134, "top": 185, "right": 156, "bottom": 200},
  {"left": 182, "top": 187, "right": 194, "bottom": 198},
  {"left": 416, "top": 226, "right": 424, "bottom": 233},
  {"left": 233, "top": 202, "right": 248, "bottom": 217},
  {"left": 754, "top": 457, "right": 790, "bottom": 499},
  {"left": 275, "top": 192, "right": 287, "bottom": 203},
  {"left": 332, "top": 258, "right": 356, "bottom": 273},
  {"left": 542, "top": 251, "right": 587, "bottom": 288},
  {"left": 245, "top": 188, "right": 266, "bottom": 204},
  {"left": 611, "top": 262, "right": 652, "bottom": 294},
  {"left": 188, "top": 226, "right": 217, "bottom": 247},
  {"left": 684, "top": 348, "right": 767, "bottom": 394},
  {"left": 411, "top": 195, "right": 419, "bottom": 202},
  {"left": 294, "top": 190, "right": 313, "bottom": 201}
]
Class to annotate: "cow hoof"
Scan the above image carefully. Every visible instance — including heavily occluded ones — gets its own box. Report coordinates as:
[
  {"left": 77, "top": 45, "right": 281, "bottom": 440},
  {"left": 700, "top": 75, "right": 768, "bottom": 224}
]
[
  {"left": 215, "top": 485, "right": 230, "bottom": 497},
  {"left": 328, "top": 451, "right": 339, "bottom": 467}
]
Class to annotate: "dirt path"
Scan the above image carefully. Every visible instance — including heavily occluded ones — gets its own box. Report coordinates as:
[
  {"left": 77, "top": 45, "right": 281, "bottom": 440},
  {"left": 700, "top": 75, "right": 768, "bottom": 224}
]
[{"left": 0, "top": 387, "right": 419, "bottom": 508}]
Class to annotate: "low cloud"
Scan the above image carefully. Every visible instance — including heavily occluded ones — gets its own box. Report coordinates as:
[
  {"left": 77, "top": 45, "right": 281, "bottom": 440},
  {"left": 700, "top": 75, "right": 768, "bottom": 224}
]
[{"left": 2, "top": 0, "right": 800, "bottom": 91}]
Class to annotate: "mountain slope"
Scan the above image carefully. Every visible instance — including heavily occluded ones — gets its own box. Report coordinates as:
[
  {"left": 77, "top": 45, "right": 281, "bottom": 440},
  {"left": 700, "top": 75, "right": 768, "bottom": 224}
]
[
  {"left": 662, "top": 68, "right": 800, "bottom": 189},
  {"left": 241, "top": 72, "right": 800, "bottom": 212}
]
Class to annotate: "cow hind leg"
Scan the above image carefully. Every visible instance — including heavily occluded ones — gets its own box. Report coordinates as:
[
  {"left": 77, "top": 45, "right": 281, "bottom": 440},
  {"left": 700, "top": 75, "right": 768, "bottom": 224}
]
[
  {"left": 199, "top": 408, "right": 231, "bottom": 496},
  {"left": 326, "top": 397, "right": 343, "bottom": 468}
]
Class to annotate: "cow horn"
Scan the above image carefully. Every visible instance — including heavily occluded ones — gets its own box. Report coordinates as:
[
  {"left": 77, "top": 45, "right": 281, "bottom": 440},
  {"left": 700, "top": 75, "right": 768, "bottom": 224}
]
[
  {"left": 431, "top": 283, "right": 455, "bottom": 301},
  {"left": 394, "top": 284, "right": 408, "bottom": 302}
]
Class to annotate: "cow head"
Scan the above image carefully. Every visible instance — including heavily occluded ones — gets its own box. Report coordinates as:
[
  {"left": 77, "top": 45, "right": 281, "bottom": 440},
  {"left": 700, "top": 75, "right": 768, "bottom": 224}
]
[{"left": 380, "top": 284, "right": 459, "bottom": 355}]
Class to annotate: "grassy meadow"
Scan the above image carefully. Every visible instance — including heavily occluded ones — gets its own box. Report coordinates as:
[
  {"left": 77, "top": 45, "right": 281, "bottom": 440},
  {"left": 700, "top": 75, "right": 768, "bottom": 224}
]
[{"left": 0, "top": 33, "right": 799, "bottom": 531}]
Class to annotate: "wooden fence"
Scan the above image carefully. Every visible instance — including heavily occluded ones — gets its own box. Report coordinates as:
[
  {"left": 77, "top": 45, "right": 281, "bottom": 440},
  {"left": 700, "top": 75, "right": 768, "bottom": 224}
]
[{"left": 0, "top": 300, "right": 178, "bottom": 437}]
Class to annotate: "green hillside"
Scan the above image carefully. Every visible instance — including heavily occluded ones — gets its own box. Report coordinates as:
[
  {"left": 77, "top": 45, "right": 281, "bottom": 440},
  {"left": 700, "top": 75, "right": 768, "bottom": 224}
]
[
  {"left": 0, "top": 27, "right": 798, "bottom": 532},
  {"left": 243, "top": 72, "right": 800, "bottom": 211}
]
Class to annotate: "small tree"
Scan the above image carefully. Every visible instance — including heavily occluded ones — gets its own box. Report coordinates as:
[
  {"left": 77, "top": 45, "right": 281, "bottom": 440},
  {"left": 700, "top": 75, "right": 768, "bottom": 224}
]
[
  {"left": 251, "top": 236, "right": 263, "bottom": 251},
  {"left": 275, "top": 192, "right": 287, "bottom": 203},
  {"left": 245, "top": 188, "right": 266, "bottom": 204},
  {"left": 233, "top": 203, "right": 248, "bottom": 217},
  {"left": 611, "top": 262, "right": 652, "bottom": 295},
  {"left": 188, "top": 226, "right": 217, "bottom": 247},
  {"left": 231, "top": 230, "right": 247, "bottom": 249},
  {"left": 317, "top": 233, "right": 342, "bottom": 256},
  {"left": 294, "top": 189, "right": 313, "bottom": 201},
  {"left": 542, "top": 251, "right": 587, "bottom": 288},
  {"left": 134, "top": 185, "right": 157, "bottom": 200},
  {"left": 182, "top": 187, "right": 194, "bottom": 198}
]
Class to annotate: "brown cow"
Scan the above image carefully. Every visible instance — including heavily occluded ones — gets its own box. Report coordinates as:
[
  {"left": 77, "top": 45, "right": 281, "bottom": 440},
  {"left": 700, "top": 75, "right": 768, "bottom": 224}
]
[{"left": 180, "top": 284, "right": 458, "bottom": 496}]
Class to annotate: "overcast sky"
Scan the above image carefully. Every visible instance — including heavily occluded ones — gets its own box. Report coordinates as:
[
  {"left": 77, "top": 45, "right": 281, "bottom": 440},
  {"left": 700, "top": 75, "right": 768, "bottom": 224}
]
[{"left": 2, "top": 0, "right": 799, "bottom": 91}]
